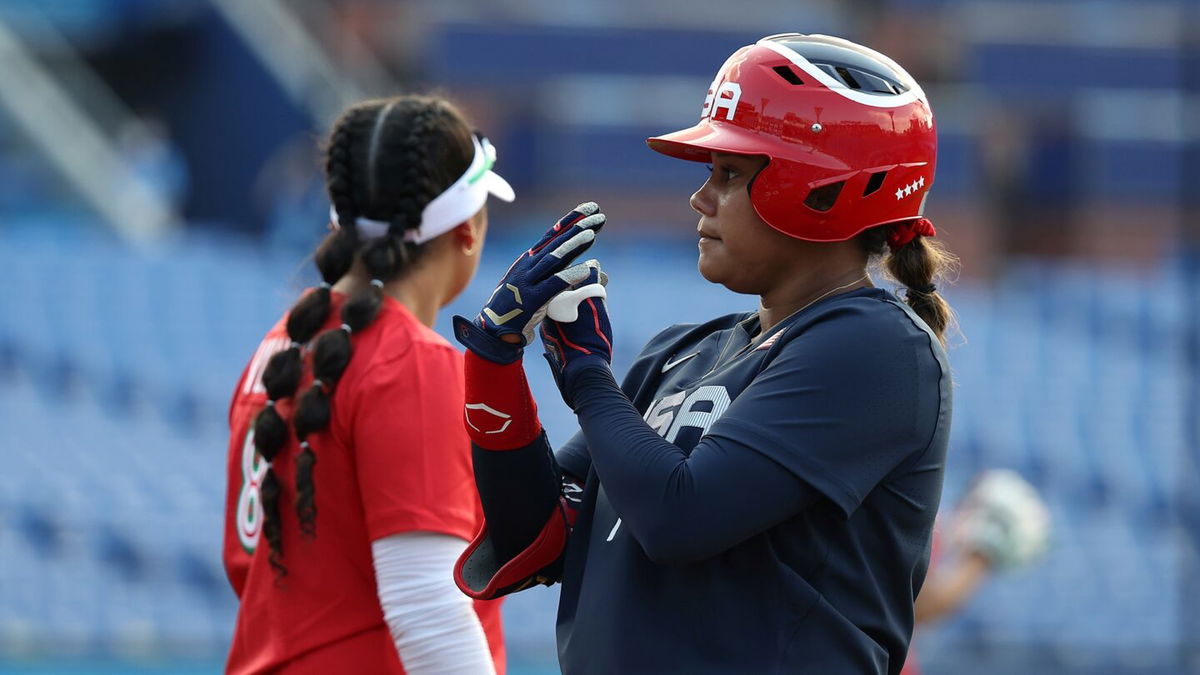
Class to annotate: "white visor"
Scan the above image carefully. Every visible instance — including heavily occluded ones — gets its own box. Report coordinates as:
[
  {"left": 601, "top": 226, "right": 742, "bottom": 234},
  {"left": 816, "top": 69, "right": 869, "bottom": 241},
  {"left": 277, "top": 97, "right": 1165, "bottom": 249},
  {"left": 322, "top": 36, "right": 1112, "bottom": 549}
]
[{"left": 330, "top": 133, "right": 514, "bottom": 244}]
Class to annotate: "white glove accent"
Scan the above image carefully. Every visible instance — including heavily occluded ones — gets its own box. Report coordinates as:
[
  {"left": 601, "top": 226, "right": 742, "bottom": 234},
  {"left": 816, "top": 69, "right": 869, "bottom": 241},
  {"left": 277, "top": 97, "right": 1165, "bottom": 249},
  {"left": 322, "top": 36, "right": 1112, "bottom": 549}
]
[
  {"left": 548, "top": 283, "right": 608, "bottom": 322},
  {"left": 372, "top": 533, "right": 496, "bottom": 675},
  {"left": 951, "top": 470, "right": 1051, "bottom": 570},
  {"left": 514, "top": 259, "right": 607, "bottom": 345}
]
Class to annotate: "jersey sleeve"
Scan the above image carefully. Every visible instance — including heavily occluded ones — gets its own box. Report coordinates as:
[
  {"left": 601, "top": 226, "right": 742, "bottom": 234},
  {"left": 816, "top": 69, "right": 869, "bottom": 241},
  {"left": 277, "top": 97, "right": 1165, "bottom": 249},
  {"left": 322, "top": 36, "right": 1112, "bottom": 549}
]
[
  {"left": 553, "top": 318, "right": 737, "bottom": 480},
  {"left": 705, "top": 301, "right": 946, "bottom": 517},
  {"left": 554, "top": 432, "right": 590, "bottom": 481},
  {"left": 351, "top": 343, "right": 479, "bottom": 543}
]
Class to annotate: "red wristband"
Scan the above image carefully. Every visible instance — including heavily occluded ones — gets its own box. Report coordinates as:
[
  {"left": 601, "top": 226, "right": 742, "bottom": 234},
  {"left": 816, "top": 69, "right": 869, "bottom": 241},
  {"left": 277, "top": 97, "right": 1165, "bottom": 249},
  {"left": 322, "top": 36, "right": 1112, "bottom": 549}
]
[{"left": 463, "top": 350, "right": 542, "bottom": 450}]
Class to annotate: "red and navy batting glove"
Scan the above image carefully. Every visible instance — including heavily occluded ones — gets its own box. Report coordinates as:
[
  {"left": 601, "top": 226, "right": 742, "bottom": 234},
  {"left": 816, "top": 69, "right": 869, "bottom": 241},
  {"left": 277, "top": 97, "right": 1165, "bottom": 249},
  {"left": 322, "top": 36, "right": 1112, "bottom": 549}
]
[
  {"left": 540, "top": 265, "right": 613, "bottom": 407},
  {"left": 453, "top": 203, "right": 605, "bottom": 364}
]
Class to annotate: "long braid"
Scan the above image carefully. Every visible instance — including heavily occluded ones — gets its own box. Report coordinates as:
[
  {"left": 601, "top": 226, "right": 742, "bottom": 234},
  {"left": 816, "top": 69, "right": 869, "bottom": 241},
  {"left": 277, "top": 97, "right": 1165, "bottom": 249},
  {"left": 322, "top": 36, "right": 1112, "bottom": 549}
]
[
  {"left": 247, "top": 105, "right": 372, "bottom": 576},
  {"left": 292, "top": 99, "right": 468, "bottom": 537},
  {"left": 247, "top": 96, "right": 473, "bottom": 573}
]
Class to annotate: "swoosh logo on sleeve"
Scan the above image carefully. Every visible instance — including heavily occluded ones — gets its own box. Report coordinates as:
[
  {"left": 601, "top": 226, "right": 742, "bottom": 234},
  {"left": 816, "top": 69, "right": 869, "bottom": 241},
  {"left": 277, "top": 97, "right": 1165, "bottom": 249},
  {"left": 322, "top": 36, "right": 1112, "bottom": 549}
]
[{"left": 661, "top": 352, "right": 699, "bottom": 373}]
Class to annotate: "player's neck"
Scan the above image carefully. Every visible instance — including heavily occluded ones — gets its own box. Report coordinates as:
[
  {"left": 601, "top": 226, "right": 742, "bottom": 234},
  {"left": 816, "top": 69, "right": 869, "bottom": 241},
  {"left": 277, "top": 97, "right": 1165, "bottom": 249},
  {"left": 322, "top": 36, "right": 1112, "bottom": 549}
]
[
  {"left": 333, "top": 259, "right": 451, "bottom": 329},
  {"left": 387, "top": 275, "right": 443, "bottom": 328}
]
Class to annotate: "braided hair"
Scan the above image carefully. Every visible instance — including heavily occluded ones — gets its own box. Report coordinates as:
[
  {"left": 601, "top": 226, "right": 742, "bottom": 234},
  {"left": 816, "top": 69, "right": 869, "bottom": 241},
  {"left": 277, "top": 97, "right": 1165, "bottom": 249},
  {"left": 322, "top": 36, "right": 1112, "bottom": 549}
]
[
  {"left": 251, "top": 96, "right": 475, "bottom": 576},
  {"left": 858, "top": 223, "right": 959, "bottom": 344}
]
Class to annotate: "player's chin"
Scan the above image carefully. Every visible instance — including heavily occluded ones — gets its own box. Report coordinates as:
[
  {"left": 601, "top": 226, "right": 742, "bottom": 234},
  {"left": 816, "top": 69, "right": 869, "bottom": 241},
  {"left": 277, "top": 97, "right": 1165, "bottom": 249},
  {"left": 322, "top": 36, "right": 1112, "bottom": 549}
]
[
  {"left": 699, "top": 254, "right": 760, "bottom": 294},
  {"left": 697, "top": 249, "right": 732, "bottom": 286}
]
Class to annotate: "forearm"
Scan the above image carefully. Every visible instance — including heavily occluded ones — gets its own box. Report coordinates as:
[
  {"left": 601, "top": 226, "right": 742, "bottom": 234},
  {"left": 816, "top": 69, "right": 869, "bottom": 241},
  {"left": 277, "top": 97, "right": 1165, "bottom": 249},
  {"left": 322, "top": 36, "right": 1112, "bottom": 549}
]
[
  {"left": 455, "top": 352, "right": 575, "bottom": 598},
  {"left": 373, "top": 534, "right": 496, "bottom": 675},
  {"left": 463, "top": 350, "right": 562, "bottom": 561},
  {"left": 473, "top": 436, "right": 563, "bottom": 563},
  {"left": 568, "top": 361, "right": 813, "bottom": 563}
]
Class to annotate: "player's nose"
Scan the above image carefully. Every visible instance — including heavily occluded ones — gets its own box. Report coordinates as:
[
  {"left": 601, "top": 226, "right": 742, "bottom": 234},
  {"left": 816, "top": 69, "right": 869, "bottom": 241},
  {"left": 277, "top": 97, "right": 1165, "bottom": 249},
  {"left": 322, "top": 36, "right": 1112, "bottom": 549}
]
[{"left": 689, "top": 183, "right": 716, "bottom": 217}]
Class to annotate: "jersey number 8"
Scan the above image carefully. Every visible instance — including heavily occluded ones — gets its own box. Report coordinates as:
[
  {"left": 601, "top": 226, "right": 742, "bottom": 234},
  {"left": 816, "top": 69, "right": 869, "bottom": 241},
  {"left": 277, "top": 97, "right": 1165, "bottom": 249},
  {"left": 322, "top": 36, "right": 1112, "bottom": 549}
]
[{"left": 235, "top": 429, "right": 270, "bottom": 553}]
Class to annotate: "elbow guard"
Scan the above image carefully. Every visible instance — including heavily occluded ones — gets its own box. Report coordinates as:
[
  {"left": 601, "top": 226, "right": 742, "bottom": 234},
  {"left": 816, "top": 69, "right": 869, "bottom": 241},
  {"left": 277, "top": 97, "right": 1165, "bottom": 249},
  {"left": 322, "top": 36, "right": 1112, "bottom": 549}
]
[{"left": 455, "top": 497, "right": 574, "bottom": 599}]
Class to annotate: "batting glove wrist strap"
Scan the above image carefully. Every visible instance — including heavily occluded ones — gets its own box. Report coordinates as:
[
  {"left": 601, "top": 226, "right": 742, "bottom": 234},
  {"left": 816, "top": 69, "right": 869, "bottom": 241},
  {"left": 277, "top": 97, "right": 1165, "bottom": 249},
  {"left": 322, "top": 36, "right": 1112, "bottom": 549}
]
[
  {"left": 455, "top": 314, "right": 524, "bottom": 365},
  {"left": 463, "top": 350, "right": 542, "bottom": 450}
]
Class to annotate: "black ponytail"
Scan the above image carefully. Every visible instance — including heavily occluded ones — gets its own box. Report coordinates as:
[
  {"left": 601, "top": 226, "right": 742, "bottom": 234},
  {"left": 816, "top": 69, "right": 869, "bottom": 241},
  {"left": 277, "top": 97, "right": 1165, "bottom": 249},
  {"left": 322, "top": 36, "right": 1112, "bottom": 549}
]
[{"left": 859, "top": 223, "right": 959, "bottom": 344}]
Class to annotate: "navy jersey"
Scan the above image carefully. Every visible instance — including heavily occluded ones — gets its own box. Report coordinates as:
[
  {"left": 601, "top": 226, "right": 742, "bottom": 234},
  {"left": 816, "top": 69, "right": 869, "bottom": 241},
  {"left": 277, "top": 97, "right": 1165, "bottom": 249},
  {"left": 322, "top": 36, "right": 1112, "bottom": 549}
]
[{"left": 552, "top": 287, "right": 951, "bottom": 674}]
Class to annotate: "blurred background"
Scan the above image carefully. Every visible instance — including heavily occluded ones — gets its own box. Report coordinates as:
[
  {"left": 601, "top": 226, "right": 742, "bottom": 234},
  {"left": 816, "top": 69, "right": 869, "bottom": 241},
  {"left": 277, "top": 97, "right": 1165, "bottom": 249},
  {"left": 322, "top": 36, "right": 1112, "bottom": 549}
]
[{"left": 0, "top": 0, "right": 1195, "bottom": 674}]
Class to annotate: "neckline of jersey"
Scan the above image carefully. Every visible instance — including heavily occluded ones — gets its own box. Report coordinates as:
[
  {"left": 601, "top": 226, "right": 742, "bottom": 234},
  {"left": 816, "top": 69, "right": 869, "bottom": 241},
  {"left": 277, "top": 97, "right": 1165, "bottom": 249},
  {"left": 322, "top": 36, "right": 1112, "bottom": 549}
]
[
  {"left": 327, "top": 287, "right": 416, "bottom": 322},
  {"left": 746, "top": 285, "right": 887, "bottom": 344},
  {"left": 703, "top": 286, "right": 889, "bottom": 380}
]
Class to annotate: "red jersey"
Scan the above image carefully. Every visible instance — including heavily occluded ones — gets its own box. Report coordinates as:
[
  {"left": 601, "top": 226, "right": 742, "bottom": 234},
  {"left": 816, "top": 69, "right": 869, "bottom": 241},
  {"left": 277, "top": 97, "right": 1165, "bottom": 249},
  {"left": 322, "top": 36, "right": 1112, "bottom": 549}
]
[{"left": 222, "top": 292, "right": 504, "bottom": 674}]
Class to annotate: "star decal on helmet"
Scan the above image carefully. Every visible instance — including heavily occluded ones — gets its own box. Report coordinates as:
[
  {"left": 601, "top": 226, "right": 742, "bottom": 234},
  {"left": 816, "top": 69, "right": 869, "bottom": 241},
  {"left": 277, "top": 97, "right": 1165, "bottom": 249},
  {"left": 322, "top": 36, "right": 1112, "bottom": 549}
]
[{"left": 895, "top": 176, "right": 925, "bottom": 201}]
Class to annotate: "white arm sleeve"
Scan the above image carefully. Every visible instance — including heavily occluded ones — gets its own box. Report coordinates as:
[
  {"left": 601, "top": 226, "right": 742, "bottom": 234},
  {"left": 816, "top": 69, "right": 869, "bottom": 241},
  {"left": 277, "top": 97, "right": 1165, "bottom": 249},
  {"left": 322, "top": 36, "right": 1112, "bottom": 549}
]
[{"left": 372, "top": 532, "right": 497, "bottom": 675}]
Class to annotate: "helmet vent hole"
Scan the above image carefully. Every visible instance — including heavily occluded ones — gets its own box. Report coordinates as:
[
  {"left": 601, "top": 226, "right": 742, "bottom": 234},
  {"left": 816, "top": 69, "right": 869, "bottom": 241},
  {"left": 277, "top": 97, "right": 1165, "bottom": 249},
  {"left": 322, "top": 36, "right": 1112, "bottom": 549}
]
[
  {"left": 863, "top": 171, "right": 888, "bottom": 196},
  {"left": 812, "top": 61, "right": 909, "bottom": 95},
  {"left": 805, "top": 181, "right": 844, "bottom": 212},
  {"left": 834, "top": 67, "right": 862, "bottom": 90},
  {"left": 772, "top": 65, "right": 805, "bottom": 86}
]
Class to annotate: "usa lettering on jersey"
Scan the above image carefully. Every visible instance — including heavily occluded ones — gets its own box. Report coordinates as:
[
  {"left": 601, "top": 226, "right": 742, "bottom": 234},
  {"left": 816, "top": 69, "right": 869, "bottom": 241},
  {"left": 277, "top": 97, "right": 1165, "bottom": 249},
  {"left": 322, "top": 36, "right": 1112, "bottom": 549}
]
[
  {"left": 607, "top": 385, "right": 733, "bottom": 541},
  {"left": 643, "top": 385, "right": 732, "bottom": 441}
]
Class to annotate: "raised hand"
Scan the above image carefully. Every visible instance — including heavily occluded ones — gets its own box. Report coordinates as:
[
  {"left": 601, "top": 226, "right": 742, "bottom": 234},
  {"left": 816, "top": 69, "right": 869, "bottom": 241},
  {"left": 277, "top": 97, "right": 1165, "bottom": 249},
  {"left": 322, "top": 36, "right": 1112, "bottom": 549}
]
[
  {"left": 540, "top": 264, "right": 613, "bottom": 406},
  {"left": 454, "top": 203, "right": 605, "bottom": 363}
]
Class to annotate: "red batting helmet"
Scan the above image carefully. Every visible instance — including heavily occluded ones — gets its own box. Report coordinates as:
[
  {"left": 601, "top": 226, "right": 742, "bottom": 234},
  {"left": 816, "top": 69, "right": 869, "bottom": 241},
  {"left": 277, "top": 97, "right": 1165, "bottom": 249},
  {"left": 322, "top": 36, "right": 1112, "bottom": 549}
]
[{"left": 647, "top": 33, "right": 937, "bottom": 242}]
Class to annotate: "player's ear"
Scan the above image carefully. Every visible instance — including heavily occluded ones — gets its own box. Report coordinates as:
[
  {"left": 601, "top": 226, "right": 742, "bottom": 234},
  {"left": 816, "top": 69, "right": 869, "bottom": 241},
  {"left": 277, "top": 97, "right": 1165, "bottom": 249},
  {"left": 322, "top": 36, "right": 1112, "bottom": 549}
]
[{"left": 456, "top": 208, "right": 488, "bottom": 255}]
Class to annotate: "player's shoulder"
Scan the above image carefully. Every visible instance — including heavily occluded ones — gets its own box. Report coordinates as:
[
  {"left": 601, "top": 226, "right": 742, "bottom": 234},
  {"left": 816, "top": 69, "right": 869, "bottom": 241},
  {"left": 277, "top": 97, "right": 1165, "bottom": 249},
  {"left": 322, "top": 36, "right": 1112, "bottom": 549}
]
[
  {"left": 334, "top": 302, "right": 462, "bottom": 408},
  {"left": 262, "top": 313, "right": 289, "bottom": 340},
  {"left": 361, "top": 298, "right": 459, "bottom": 367},
  {"left": 774, "top": 287, "right": 943, "bottom": 359}
]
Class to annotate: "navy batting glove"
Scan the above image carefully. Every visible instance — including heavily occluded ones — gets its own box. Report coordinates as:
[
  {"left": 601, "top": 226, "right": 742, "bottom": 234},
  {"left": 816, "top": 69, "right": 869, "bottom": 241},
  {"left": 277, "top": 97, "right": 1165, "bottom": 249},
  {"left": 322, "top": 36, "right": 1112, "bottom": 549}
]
[
  {"left": 540, "top": 265, "right": 613, "bottom": 407},
  {"left": 454, "top": 203, "right": 606, "bottom": 364}
]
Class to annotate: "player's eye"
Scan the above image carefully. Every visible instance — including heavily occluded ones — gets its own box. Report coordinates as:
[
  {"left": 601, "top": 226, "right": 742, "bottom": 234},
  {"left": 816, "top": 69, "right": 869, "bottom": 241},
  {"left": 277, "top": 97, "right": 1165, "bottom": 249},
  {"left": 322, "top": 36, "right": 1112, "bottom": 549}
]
[{"left": 706, "top": 164, "right": 738, "bottom": 182}]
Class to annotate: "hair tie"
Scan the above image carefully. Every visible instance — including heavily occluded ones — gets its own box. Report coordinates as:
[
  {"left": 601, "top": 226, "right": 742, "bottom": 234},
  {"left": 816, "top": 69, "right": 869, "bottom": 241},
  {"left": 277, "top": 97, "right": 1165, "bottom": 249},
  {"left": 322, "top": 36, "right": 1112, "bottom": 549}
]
[
  {"left": 911, "top": 284, "right": 937, "bottom": 296},
  {"left": 265, "top": 399, "right": 276, "bottom": 408},
  {"left": 312, "top": 379, "right": 325, "bottom": 392},
  {"left": 299, "top": 440, "right": 311, "bottom": 450},
  {"left": 318, "top": 282, "right": 333, "bottom": 291},
  {"left": 289, "top": 340, "right": 302, "bottom": 350},
  {"left": 887, "top": 218, "right": 937, "bottom": 252},
  {"left": 340, "top": 323, "right": 353, "bottom": 334},
  {"left": 370, "top": 279, "right": 385, "bottom": 289}
]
